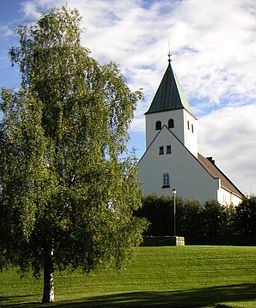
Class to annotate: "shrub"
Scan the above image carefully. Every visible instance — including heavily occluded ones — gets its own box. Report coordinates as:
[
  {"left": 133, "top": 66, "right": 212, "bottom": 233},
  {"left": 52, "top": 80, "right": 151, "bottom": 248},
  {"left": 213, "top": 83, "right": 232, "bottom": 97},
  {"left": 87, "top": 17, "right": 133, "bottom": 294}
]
[
  {"left": 233, "top": 196, "right": 256, "bottom": 245},
  {"left": 136, "top": 196, "right": 238, "bottom": 245}
]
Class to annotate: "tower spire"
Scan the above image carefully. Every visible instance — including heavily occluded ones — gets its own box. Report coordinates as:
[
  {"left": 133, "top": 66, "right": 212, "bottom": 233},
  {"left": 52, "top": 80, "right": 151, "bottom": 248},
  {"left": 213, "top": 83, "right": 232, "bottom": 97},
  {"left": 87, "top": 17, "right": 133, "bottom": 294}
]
[{"left": 145, "top": 57, "right": 194, "bottom": 116}]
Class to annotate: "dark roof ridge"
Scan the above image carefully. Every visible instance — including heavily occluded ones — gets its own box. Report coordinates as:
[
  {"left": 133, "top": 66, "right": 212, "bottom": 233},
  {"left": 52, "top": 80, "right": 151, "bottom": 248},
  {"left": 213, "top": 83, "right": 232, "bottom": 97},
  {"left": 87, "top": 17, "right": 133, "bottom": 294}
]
[
  {"left": 138, "top": 126, "right": 163, "bottom": 163},
  {"left": 139, "top": 124, "right": 197, "bottom": 164}
]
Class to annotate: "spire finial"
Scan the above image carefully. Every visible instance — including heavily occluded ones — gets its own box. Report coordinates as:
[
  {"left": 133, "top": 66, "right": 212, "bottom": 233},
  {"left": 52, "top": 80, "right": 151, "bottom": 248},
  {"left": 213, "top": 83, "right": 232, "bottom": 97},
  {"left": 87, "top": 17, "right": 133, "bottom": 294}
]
[
  {"left": 168, "top": 51, "right": 172, "bottom": 63},
  {"left": 168, "top": 39, "right": 172, "bottom": 63}
]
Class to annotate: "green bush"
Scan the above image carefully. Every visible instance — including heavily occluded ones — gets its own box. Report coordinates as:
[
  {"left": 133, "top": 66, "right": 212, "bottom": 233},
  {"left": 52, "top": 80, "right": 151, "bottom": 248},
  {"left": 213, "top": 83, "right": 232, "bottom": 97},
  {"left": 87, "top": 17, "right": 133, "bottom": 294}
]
[
  {"left": 135, "top": 195, "right": 247, "bottom": 245},
  {"left": 233, "top": 196, "right": 256, "bottom": 245},
  {"left": 136, "top": 194, "right": 173, "bottom": 236},
  {"left": 196, "top": 200, "right": 235, "bottom": 245}
]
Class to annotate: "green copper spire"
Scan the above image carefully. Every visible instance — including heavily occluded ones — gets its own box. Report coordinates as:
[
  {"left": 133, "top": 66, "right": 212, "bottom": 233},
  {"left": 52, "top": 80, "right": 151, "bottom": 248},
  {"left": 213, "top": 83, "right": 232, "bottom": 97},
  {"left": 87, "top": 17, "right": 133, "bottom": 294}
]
[{"left": 145, "top": 61, "right": 194, "bottom": 116}]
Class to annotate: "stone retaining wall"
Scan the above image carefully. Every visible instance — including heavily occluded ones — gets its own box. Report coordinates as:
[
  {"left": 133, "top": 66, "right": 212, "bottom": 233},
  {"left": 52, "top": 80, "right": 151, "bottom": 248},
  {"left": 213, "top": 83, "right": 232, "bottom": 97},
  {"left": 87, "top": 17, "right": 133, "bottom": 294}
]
[{"left": 142, "top": 236, "right": 185, "bottom": 246}]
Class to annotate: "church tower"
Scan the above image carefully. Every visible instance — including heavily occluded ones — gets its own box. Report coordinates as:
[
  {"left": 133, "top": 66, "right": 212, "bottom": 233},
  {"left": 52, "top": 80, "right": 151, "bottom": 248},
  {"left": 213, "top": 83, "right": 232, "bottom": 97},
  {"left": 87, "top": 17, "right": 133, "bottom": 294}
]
[
  {"left": 145, "top": 58, "right": 198, "bottom": 157},
  {"left": 138, "top": 57, "right": 243, "bottom": 205}
]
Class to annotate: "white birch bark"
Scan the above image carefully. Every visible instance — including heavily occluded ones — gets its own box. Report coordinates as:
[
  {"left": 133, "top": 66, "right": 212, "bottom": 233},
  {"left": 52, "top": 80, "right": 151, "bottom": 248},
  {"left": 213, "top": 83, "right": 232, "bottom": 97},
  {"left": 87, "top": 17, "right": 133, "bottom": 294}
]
[{"left": 42, "top": 246, "right": 55, "bottom": 303}]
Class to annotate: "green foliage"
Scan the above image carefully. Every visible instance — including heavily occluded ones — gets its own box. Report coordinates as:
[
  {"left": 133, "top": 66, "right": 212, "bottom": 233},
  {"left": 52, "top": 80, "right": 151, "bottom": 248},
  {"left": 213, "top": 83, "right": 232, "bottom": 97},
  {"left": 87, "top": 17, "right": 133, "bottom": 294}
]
[
  {"left": 137, "top": 196, "right": 240, "bottom": 245},
  {"left": 176, "top": 199, "right": 202, "bottom": 243},
  {"left": 0, "top": 6, "right": 147, "bottom": 285},
  {"left": 233, "top": 196, "right": 256, "bottom": 245},
  {"left": 136, "top": 194, "right": 174, "bottom": 235},
  {"left": 198, "top": 200, "right": 235, "bottom": 244}
]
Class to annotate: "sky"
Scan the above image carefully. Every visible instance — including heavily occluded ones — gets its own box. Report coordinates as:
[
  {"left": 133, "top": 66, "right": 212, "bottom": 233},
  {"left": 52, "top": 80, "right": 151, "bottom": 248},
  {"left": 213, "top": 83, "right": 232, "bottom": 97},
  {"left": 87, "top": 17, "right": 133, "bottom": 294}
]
[{"left": 0, "top": 0, "right": 256, "bottom": 195}]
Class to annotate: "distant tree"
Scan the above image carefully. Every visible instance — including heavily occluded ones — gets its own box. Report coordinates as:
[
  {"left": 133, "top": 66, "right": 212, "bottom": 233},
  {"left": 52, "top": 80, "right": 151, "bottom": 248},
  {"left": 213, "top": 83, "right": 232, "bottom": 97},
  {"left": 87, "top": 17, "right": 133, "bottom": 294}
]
[
  {"left": 137, "top": 196, "right": 237, "bottom": 245},
  {"left": 199, "top": 200, "right": 230, "bottom": 244},
  {"left": 0, "top": 7, "right": 147, "bottom": 303},
  {"left": 177, "top": 199, "right": 202, "bottom": 244},
  {"left": 137, "top": 194, "right": 183, "bottom": 236},
  {"left": 136, "top": 195, "right": 169, "bottom": 235},
  {"left": 233, "top": 196, "right": 256, "bottom": 245}
]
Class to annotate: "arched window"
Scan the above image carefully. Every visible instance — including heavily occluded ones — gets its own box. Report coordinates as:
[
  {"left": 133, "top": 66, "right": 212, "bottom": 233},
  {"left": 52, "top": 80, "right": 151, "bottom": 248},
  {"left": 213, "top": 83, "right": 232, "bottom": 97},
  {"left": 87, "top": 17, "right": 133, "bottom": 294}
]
[
  {"left": 162, "top": 172, "right": 170, "bottom": 188},
  {"left": 168, "top": 119, "right": 174, "bottom": 129},
  {"left": 155, "top": 121, "right": 162, "bottom": 130}
]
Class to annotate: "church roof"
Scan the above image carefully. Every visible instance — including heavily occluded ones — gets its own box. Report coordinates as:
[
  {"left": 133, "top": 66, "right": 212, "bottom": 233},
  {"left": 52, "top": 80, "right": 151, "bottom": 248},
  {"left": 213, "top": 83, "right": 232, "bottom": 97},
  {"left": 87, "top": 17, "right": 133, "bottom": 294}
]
[
  {"left": 145, "top": 61, "right": 194, "bottom": 116},
  {"left": 197, "top": 153, "right": 244, "bottom": 198}
]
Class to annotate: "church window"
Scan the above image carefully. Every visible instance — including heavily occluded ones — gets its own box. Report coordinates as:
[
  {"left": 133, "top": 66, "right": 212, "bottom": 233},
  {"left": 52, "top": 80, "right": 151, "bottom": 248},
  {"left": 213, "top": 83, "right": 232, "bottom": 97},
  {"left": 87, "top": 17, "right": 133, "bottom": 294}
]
[
  {"left": 191, "top": 124, "right": 194, "bottom": 133},
  {"left": 162, "top": 173, "right": 170, "bottom": 188},
  {"left": 168, "top": 119, "right": 174, "bottom": 128},
  {"left": 159, "top": 146, "right": 164, "bottom": 155},
  {"left": 155, "top": 121, "right": 162, "bottom": 130},
  {"left": 166, "top": 145, "right": 172, "bottom": 154},
  {"left": 187, "top": 121, "right": 190, "bottom": 130}
]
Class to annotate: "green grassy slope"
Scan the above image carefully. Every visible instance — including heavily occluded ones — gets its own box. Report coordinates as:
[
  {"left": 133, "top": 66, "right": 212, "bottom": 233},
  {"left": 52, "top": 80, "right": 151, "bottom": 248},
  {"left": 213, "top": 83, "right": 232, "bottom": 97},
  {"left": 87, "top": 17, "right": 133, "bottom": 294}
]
[{"left": 0, "top": 246, "right": 256, "bottom": 307}]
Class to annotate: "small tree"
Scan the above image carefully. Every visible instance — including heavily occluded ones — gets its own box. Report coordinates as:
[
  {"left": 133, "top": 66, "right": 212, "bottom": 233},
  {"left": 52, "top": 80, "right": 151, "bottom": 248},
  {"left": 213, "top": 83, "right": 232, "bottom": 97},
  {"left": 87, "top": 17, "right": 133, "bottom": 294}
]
[
  {"left": 177, "top": 199, "right": 202, "bottom": 244},
  {"left": 137, "top": 194, "right": 183, "bottom": 236},
  {"left": 137, "top": 194, "right": 170, "bottom": 235},
  {"left": 234, "top": 196, "right": 256, "bottom": 245},
  {"left": 0, "top": 7, "right": 147, "bottom": 303},
  {"left": 199, "top": 200, "right": 230, "bottom": 244},
  {"left": 137, "top": 196, "right": 237, "bottom": 245}
]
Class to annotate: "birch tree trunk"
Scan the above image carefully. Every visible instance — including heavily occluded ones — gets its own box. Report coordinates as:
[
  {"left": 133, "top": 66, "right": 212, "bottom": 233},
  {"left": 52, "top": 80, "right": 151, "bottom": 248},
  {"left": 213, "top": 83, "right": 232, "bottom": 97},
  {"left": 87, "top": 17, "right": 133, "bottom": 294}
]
[{"left": 42, "top": 244, "right": 55, "bottom": 303}]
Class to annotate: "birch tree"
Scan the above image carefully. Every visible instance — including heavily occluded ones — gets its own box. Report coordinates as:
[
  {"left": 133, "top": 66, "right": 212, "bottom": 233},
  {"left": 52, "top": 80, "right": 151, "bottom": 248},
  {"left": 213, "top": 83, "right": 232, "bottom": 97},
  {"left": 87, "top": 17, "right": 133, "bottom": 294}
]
[{"left": 0, "top": 7, "right": 147, "bottom": 303}]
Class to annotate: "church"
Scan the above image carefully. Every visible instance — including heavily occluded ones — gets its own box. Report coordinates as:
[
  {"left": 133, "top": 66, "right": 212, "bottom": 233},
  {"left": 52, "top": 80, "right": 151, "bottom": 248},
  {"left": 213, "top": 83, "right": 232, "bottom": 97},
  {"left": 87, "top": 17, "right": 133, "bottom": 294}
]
[{"left": 137, "top": 58, "right": 243, "bottom": 206}]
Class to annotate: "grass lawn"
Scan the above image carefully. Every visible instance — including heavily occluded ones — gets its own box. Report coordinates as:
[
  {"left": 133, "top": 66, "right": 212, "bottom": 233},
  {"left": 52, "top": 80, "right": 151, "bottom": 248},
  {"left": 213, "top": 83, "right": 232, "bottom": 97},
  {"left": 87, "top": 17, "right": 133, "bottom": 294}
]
[{"left": 0, "top": 246, "right": 256, "bottom": 307}]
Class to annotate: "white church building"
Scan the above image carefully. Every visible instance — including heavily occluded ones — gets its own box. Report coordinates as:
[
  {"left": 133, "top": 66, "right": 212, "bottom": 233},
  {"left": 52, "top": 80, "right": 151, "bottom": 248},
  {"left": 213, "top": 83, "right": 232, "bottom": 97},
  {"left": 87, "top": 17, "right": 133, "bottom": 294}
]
[{"left": 137, "top": 59, "right": 243, "bottom": 206}]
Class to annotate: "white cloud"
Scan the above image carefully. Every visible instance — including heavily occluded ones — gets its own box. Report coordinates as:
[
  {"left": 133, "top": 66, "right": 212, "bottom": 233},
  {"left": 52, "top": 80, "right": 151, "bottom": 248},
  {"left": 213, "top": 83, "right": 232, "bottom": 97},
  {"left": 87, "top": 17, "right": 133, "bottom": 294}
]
[
  {"left": 6, "top": 0, "right": 256, "bottom": 193},
  {"left": 20, "top": 1, "right": 41, "bottom": 19},
  {"left": 20, "top": 0, "right": 63, "bottom": 19},
  {"left": 198, "top": 105, "right": 256, "bottom": 195},
  {"left": 18, "top": 0, "right": 256, "bottom": 114}
]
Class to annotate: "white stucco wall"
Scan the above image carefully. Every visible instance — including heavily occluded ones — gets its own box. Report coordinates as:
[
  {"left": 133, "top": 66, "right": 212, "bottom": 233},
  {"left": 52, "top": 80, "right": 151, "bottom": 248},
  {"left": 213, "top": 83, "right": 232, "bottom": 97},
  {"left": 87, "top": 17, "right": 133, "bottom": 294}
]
[
  {"left": 183, "top": 111, "right": 198, "bottom": 157},
  {"left": 138, "top": 126, "right": 220, "bottom": 204},
  {"left": 217, "top": 188, "right": 242, "bottom": 206},
  {"left": 146, "top": 110, "right": 184, "bottom": 148},
  {"left": 146, "top": 109, "right": 198, "bottom": 157}
]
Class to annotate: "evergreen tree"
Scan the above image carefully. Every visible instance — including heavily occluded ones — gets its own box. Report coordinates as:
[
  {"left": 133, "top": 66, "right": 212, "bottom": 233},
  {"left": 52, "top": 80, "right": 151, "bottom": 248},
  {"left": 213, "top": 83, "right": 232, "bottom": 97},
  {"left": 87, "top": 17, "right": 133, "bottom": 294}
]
[{"left": 0, "top": 7, "right": 147, "bottom": 303}]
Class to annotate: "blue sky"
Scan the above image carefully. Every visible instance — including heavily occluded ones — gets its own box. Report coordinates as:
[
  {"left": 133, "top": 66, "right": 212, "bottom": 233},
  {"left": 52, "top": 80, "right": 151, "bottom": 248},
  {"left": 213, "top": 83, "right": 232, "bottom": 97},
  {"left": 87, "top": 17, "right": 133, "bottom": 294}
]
[{"left": 1, "top": 0, "right": 256, "bottom": 194}]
